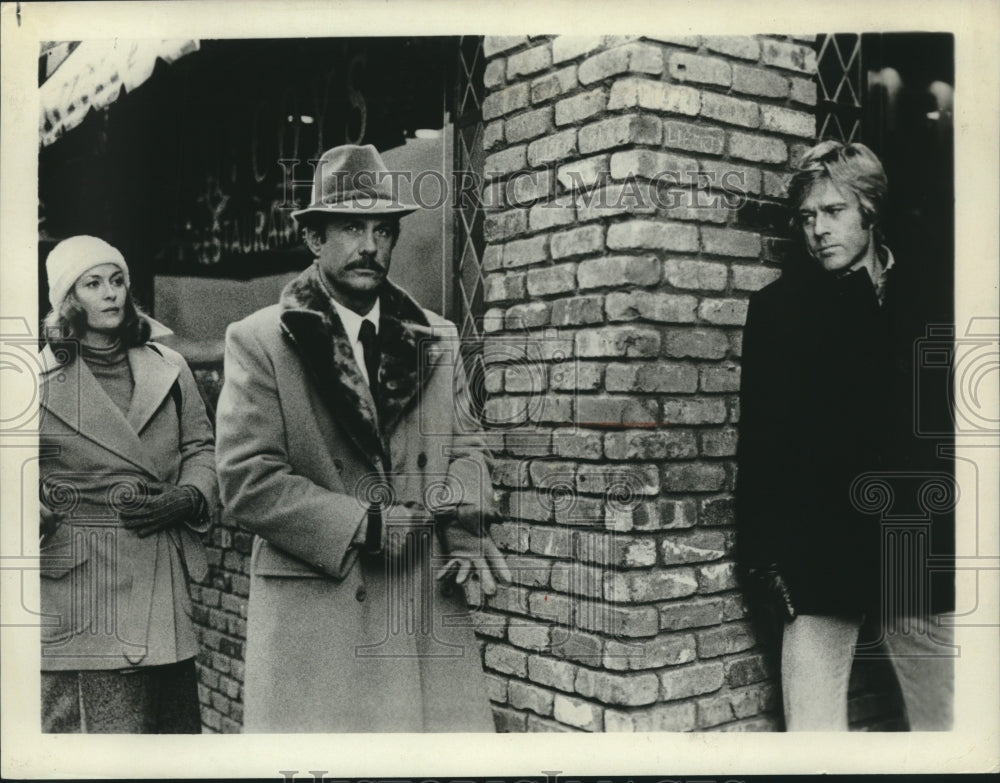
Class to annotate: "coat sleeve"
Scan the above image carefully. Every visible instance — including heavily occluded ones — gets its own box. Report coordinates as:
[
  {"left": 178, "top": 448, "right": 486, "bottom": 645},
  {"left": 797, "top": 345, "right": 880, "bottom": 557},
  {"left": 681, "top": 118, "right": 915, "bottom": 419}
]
[
  {"left": 427, "top": 331, "right": 498, "bottom": 527},
  {"left": 172, "top": 353, "right": 219, "bottom": 532},
  {"left": 734, "top": 290, "right": 795, "bottom": 569},
  {"left": 215, "top": 318, "right": 364, "bottom": 579}
]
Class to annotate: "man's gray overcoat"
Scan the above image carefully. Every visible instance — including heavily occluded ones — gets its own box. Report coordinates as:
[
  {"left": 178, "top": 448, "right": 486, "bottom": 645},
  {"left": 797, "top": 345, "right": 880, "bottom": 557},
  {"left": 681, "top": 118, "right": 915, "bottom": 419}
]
[{"left": 216, "top": 265, "right": 497, "bottom": 732}]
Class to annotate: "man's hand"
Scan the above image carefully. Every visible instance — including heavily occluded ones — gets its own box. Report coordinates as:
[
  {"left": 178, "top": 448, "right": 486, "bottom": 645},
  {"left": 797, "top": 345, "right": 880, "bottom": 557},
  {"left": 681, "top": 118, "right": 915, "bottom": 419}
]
[
  {"left": 747, "top": 563, "right": 797, "bottom": 622},
  {"left": 40, "top": 503, "right": 64, "bottom": 543},
  {"left": 119, "top": 484, "right": 205, "bottom": 538},
  {"left": 433, "top": 503, "right": 501, "bottom": 536},
  {"left": 381, "top": 503, "right": 436, "bottom": 560},
  {"left": 436, "top": 525, "right": 512, "bottom": 597}
]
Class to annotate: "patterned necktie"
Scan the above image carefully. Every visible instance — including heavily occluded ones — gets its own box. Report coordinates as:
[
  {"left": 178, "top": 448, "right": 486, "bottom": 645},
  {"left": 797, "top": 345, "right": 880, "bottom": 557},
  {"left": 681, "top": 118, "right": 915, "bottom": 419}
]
[{"left": 358, "top": 319, "right": 380, "bottom": 397}]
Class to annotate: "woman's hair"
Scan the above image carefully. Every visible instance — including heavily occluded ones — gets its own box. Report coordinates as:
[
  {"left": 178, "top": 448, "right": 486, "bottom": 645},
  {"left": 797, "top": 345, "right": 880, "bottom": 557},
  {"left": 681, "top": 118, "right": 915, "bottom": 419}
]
[
  {"left": 42, "top": 286, "right": 152, "bottom": 350},
  {"left": 787, "top": 140, "right": 889, "bottom": 232}
]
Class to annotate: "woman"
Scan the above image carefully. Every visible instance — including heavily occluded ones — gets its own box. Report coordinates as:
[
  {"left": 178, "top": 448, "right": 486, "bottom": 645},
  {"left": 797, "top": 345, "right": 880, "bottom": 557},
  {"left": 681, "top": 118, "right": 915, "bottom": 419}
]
[{"left": 38, "top": 235, "right": 217, "bottom": 733}]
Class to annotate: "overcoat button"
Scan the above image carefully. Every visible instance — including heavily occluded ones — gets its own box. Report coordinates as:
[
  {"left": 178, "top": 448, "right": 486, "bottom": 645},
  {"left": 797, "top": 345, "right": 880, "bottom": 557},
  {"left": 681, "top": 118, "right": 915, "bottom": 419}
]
[
  {"left": 333, "top": 459, "right": 344, "bottom": 472},
  {"left": 417, "top": 452, "right": 427, "bottom": 468},
  {"left": 355, "top": 586, "right": 366, "bottom": 602}
]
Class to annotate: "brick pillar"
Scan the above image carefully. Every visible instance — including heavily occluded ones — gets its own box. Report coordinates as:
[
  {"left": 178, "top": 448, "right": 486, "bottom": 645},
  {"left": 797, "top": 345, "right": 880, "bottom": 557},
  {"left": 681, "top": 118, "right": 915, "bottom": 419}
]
[{"left": 477, "top": 34, "right": 819, "bottom": 732}]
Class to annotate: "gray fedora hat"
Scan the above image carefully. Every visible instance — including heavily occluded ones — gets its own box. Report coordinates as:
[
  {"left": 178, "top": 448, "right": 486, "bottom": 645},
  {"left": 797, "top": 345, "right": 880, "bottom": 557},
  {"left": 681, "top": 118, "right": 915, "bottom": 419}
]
[{"left": 290, "top": 144, "right": 420, "bottom": 220}]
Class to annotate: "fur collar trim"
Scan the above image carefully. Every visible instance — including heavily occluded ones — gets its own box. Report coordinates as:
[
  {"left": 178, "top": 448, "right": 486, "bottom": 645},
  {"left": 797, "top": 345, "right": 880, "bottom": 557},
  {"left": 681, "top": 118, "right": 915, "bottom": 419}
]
[{"left": 278, "top": 263, "right": 440, "bottom": 471}]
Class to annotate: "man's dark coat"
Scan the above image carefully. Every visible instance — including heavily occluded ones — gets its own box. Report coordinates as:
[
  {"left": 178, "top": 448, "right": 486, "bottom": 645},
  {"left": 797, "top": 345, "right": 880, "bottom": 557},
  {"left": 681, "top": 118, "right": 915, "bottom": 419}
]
[{"left": 735, "top": 252, "right": 955, "bottom": 619}]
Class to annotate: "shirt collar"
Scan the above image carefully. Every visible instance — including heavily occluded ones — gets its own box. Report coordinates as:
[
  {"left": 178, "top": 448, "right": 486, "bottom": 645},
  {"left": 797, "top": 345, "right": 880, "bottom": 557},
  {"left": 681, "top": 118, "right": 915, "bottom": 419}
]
[
  {"left": 835, "top": 245, "right": 894, "bottom": 304},
  {"left": 837, "top": 244, "right": 893, "bottom": 279},
  {"left": 872, "top": 245, "right": 894, "bottom": 306},
  {"left": 329, "top": 295, "right": 380, "bottom": 344},
  {"left": 880, "top": 245, "right": 896, "bottom": 273}
]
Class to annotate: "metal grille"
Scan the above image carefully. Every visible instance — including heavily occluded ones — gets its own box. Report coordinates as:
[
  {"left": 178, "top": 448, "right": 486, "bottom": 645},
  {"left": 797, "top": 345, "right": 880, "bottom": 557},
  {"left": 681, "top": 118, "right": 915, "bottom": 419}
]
[
  {"left": 452, "top": 36, "right": 488, "bottom": 417},
  {"left": 453, "top": 36, "right": 487, "bottom": 343},
  {"left": 816, "top": 34, "right": 863, "bottom": 143}
]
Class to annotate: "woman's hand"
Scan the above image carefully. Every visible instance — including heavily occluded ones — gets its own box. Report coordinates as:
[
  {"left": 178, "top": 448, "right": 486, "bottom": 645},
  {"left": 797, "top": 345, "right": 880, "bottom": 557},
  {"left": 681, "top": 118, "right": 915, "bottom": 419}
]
[
  {"left": 39, "top": 503, "right": 64, "bottom": 543},
  {"left": 119, "top": 484, "right": 205, "bottom": 538}
]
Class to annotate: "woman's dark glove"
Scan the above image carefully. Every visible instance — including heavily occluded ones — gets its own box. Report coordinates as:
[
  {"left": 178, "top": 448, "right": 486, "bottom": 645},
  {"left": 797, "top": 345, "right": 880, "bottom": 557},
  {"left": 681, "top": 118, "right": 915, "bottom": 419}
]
[
  {"left": 40, "top": 503, "right": 64, "bottom": 543},
  {"left": 119, "top": 484, "right": 205, "bottom": 538}
]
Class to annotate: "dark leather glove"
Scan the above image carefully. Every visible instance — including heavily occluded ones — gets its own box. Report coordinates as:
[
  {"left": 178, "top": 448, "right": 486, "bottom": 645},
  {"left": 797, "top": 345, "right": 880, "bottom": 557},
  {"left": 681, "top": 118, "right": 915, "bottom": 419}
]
[
  {"left": 119, "top": 484, "right": 205, "bottom": 538},
  {"left": 40, "top": 502, "right": 64, "bottom": 543},
  {"left": 747, "top": 563, "right": 797, "bottom": 622}
]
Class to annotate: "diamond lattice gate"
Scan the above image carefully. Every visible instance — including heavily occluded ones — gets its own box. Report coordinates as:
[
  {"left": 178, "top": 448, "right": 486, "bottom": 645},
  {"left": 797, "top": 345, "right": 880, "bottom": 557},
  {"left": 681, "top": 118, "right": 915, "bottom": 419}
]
[
  {"left": 816, "top": 33, "right": 864, "bottom": 143},
  {"left": 451, "top": 36, "right": 488, "bottom": 418}
]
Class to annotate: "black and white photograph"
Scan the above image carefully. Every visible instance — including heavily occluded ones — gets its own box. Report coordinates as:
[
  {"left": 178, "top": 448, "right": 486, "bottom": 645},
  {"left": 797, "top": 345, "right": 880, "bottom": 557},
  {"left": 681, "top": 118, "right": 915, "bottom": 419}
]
[{"left": 1, "top": 0, "right": 997, "bottom": 778}]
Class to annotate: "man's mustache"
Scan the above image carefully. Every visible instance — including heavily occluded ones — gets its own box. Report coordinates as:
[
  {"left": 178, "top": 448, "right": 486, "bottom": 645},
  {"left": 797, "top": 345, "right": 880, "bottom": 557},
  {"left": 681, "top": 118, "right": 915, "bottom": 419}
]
[{"left": 346, "top": 259, "right": 386, "bottom": 272}]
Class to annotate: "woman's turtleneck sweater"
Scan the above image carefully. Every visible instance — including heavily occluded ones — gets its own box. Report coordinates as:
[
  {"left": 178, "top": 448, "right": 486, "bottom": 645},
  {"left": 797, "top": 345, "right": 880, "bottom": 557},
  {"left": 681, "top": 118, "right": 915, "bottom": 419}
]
[{"left": 81, "top": 339, "right": 134, "bottom": 415}]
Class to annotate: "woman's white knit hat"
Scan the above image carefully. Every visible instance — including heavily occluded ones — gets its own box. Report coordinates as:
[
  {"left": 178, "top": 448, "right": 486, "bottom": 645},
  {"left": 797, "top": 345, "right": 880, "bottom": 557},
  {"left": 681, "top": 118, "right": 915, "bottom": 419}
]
[{"left": 45, "top": 235, "right": 131, "bottom": 312}]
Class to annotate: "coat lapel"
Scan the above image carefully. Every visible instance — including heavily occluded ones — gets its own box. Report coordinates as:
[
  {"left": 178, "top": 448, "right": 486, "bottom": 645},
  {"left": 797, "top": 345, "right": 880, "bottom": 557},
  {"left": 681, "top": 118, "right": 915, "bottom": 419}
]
[
  {"left": 378, "top": 298, "right": 442, "bottom": 434},
  {"left": 278, "top": 265, "right": 442, "bottom": 470},
  {"left": 280, "top": 268, "right": 386, "bottom": 470},
  {"left": 39, "top": 344, "right": 158, "bottom": 476},
  {"left": 125, "top": 346, "right": 180, "bottom": 434}
]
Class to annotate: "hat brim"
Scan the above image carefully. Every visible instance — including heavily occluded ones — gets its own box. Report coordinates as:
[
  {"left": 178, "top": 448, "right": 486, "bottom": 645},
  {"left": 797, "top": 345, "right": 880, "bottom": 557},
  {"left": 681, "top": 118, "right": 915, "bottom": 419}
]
[{"left": 291, "top": 198, "right": 420, "bottom": 221}]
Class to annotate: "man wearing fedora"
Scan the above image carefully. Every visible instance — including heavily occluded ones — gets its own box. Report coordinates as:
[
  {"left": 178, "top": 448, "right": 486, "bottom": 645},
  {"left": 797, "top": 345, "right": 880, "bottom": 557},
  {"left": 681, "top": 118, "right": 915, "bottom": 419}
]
[{"left": 215, "top": 144, "right": 510, "bottom": 732}]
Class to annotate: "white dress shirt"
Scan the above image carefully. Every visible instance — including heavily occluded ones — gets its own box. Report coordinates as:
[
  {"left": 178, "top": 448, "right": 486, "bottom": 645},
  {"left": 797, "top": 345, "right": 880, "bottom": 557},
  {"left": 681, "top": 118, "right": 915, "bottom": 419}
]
[{"left": 329, "top": 297, "right": 380, "bottom": 386}]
